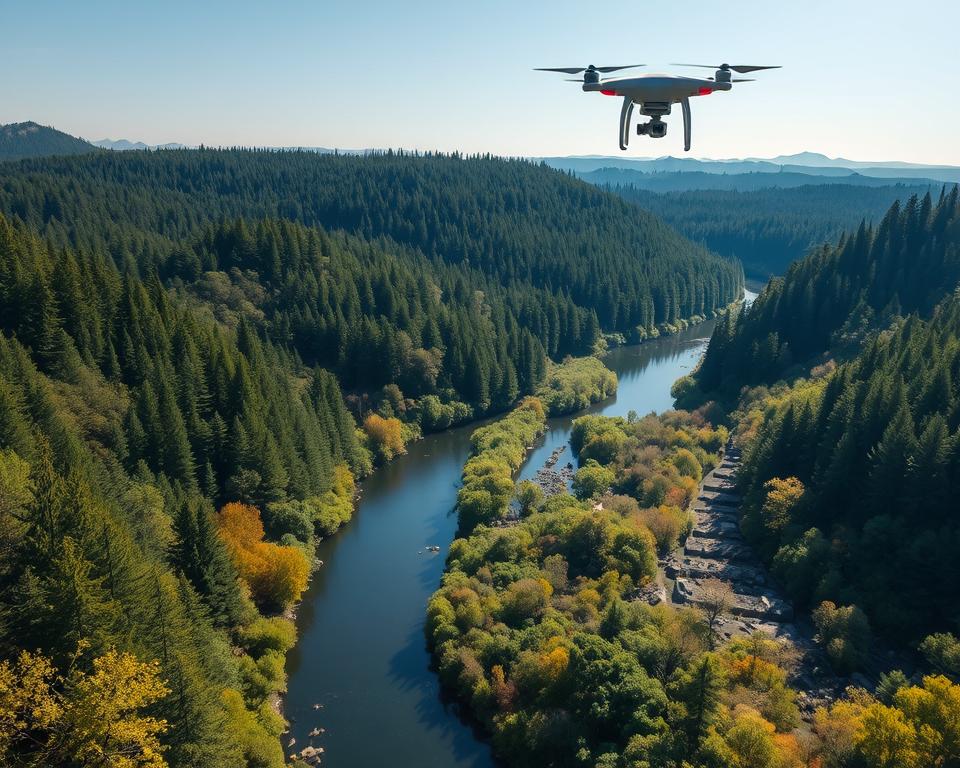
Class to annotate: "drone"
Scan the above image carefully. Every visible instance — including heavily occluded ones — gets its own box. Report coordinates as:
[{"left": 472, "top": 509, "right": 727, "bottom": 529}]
[{"left": 534, "top": 63, "right": 780, "bottom": 151}]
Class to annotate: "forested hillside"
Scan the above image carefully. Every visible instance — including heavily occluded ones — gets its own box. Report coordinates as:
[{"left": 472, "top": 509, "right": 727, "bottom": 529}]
[
  {"left": 0, "top": 121, "right": 98, "bottom": 161},
  {"left": 607, "top": 183, "right": 934, "bottom": 278},
  {"left": 0, "top": 150, "right": 742, "bottom": 347},
  {"left": 692, "top": 188, "right": 960, "bottom": 394},
  {"left": 0, "top": 213, "right": 364, "bottom": 766},
  {"left": 736, "top": 298, "right": 960, "bottom": 643},
  {"left": 680, "top": 189, "right": 960, "bottom": 653},
  {"left": 179, "top": 219, "right": 551, "bottom": 413}
]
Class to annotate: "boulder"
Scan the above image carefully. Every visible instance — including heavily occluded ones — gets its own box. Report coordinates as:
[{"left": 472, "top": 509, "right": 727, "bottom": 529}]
[
  {"left": 698, "top": 490, "right": 742, "bottom": 506},
  {"left": 691, "top": 517, "right": 742, "bottom": 540},
  {"left": 634, "top": 581, "right": 668, "bottom": 606},
  {"left": 684, "top": 538, "right": 751, "bottom": 561}
]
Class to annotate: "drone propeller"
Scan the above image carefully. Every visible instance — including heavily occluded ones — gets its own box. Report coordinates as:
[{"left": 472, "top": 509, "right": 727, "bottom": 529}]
[
  {"left": 673, "top": 63, "right": 780, "bottom": 74},
  {"left": 534, "top": 64, "right": 645, "bottom": 75}
]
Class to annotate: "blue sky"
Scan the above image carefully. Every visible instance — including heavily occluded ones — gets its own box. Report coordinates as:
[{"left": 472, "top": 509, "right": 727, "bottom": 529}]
[{"left": 3, "top": 0, "right": 959, "bottom": 163}]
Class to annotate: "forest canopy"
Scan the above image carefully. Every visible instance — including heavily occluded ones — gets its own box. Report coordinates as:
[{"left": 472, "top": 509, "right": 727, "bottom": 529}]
[
  {"left": 0, "top": 148, "right": 744, "bottom": 767},
  {"left": 0, "top": 150, "right": 743, "bottom": 368},
  {"left": 694, "top": 188, "right": 960, "bottom": 395}
]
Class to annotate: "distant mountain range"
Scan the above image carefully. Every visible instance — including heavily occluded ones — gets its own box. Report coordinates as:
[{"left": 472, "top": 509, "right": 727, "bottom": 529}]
[
  {"left": 540, "top": 154, "right": 960, "bottom": 185},
  {"left": 91, "top": 138, "right": 190, "bottom": 151},
  {"left": 744, "top": 151, "right": 958, "bottom": 171},
  {"left": 575, "top": 167, "right": 947, "bottom": 193},
  {"left": 2, "top": 124, "right": 356, "bottom": 155},
  {"left": 0, "top": 121, "right": 98, "bottom": 161}
]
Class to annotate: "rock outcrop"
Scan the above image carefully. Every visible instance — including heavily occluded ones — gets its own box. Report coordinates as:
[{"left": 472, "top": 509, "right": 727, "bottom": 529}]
[{"left": 667, "top": 442, "right": 794, "bottom": 625}]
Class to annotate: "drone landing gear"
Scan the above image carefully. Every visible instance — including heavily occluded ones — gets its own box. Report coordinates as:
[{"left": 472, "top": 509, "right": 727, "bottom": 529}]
[
  {"left": 619, "top": 97, "right": 634, "bottom": 151},
  {"left": 626, "top": 99, "right": 693, "bottom": 152}
]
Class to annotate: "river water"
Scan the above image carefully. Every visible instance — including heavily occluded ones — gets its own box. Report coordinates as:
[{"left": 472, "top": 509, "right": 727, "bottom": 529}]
[{"left": 282, "top": 302, "right": 754, "bottom": 767}]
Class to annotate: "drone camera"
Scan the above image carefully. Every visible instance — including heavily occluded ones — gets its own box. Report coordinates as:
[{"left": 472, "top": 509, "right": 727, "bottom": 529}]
[{"left": 638, "top": 120, "right": 667, "bottom": 139}]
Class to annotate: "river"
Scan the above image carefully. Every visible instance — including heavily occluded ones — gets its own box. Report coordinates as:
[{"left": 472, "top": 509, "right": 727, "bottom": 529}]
[{"left": 283, "top": 297, "right": 756, "bottom": 767}]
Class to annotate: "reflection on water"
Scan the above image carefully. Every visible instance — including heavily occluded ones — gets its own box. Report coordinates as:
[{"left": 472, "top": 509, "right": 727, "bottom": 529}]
[
  {"left": 283, "top": 293, "right": 754, "bottom": 767},
  {"left": 283, "top": 423, "right": 496, "bottom": 768}
]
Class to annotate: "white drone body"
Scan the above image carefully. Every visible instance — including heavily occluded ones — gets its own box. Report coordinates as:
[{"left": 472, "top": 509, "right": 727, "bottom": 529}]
[{"left": 535, "top": 63, "right": 780, "bottom": 151}]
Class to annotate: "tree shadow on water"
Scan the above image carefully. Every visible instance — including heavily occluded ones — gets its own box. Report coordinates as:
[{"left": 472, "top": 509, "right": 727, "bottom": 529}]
[{"left": 387, "top": 624, "right": 502, "bottom": 767}]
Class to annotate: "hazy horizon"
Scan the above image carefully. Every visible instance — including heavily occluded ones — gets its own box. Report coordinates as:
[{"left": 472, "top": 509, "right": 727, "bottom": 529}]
[{"left": 74, "top": 138, "right": 960, "bottom": 168}]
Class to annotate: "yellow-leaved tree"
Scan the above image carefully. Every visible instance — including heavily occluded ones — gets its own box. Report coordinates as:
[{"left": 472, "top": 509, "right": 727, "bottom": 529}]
[
  {"left": 813, "top": 675, "right": 960, "bottom": 768},
  {"left": 0, "top": 648, "right": 169, "bottom": 768},
  {"left": 760, "top": 476, "right": 805, "bottom": 534},
  {"left": 362, "top": 414, "right": 406, "bottom": 463}
]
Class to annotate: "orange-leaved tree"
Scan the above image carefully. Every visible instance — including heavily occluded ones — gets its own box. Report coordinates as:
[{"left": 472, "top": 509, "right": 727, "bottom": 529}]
[{"left": 216, "top": 503, "right": 309, "bottom": 608}]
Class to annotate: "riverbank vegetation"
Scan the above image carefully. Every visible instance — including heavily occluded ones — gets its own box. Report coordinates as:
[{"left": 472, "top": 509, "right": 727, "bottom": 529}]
[
  {"left": 535, "top": 357, "right": 618, "bottom": 415},
  {"left": 456, "top": 356, "right": 619, "bottom": 533},
  {"left": 457, "top": 397, "right": 548, "bottom": 532},
  {"left": 431, "top": 388, "right": 960, "bottom": 767},
  {"left": 571, "top": 411, "right": 726, "bottom": 552}
]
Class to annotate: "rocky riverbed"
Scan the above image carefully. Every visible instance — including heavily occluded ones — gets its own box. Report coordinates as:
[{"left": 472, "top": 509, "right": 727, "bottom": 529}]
[{"left": 529, "top": 445, "right": 575, "bottom": 497}]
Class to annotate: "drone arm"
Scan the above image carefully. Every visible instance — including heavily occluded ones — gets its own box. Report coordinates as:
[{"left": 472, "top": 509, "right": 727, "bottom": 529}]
[
  {"left": 680, "top": 97, "right": 691, "bottom": 152},
  {"left": 619, "top": 97, "right": 634, "bottom": 151}
]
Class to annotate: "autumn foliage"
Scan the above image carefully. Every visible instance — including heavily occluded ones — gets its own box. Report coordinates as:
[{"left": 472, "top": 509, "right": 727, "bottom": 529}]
[
  {"left": 0, "top": 648, "right": 169, "bottom": 768},
  {"left": 362, "top": 414, "right": 406, "bottom": 463},
  {"left": 216, "top": 503, "right": 310, "bottom": 608}
]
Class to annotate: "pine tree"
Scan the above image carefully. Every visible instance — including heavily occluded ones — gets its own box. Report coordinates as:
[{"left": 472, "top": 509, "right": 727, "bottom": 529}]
[
  {"left": 171, "top": 499, "right": 247, "bottom": 628},
  {"left": 675, "top": 654, "right": 725, "bottom": 755}
]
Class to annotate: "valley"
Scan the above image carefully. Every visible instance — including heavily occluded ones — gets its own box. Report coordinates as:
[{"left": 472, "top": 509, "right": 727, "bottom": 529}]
[
  {"left": 281, "top": 318, "right": 725, "bottom": 767},
  {"left": 1, "top": 119, "right": 959, "bottom": 768}
]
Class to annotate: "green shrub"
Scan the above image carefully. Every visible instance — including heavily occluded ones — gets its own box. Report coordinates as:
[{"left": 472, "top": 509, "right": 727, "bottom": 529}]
[{"left": 536, "top": 357, "right": 618, "bottom": 416}]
